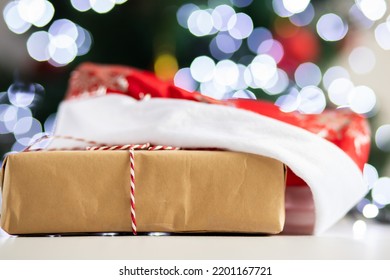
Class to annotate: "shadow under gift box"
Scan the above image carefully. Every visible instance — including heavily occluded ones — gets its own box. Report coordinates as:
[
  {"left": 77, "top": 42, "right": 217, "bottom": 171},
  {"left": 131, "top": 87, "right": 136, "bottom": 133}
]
[{"left": 0, "top": 150, "right": 285, "bottom": 235}]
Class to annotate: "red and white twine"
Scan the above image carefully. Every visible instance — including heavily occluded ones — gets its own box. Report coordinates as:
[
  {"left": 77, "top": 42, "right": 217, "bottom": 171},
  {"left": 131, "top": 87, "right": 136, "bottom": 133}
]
[
  {"left": 86, "top": 144, "right": 149, "bottom": 151},
  {"left": 129, "top": 149, "right": 137, "bottom": 235},
  {"left": 86, "top": 143, "right": 180, "bottom": 235}
]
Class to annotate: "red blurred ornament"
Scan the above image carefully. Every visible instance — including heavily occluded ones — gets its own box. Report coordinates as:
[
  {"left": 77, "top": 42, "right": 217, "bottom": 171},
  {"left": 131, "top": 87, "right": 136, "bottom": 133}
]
[{"left": 274, "top": 20, "right": 320, "bottom": 74}]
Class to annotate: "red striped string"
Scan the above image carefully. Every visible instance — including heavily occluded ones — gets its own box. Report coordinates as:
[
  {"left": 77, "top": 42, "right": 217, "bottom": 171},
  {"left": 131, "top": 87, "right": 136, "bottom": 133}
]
[
  {"left": 86, "top": 143, "right": 150, "bottom": 151},
  {"left": 86, "top": 143, "right": 179, "bottom": 235},
  {"left": 129, "top": 149, "right": 137, "bottom": 235}
]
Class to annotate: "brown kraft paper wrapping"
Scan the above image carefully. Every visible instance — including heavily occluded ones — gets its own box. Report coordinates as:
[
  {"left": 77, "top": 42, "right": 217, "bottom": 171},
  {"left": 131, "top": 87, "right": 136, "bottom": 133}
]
[{"left": 0, "top": 150, "right": 285, "bottom": 235}]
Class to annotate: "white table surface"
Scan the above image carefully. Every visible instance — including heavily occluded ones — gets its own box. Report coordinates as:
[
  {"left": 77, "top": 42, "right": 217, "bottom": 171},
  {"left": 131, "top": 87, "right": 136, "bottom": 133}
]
[{"left": 1, "top": 217, "right": 389, "bottom": 260}]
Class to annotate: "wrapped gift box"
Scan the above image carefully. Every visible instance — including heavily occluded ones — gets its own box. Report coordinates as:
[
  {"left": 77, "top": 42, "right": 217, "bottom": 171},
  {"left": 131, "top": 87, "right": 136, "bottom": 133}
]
[{"left": 0, "top": 150, "right": 285, "bottom": 235}]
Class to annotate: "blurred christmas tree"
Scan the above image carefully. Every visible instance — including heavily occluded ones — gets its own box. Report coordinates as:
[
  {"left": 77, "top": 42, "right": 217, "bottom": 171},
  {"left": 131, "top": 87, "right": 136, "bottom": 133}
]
[{"left": 1, "top": 0, "right": 390, "bottom": 223}]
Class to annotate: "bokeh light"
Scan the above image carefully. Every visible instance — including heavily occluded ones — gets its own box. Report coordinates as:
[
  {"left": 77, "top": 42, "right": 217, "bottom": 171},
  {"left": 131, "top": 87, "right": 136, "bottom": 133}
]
[
  {"left": 322, "top": 66, "right": 350, "bottom": 90},
  {"left": 275, "top": 88, "right": 301, "bottom": 112},
  {"left": 261, "top": 70, "right": 279, "bottom": 91},
  {"left": 375, "top": 124, "right": 390, "bottom": 151},
  {"left": 14, "top": 117, "right": 33, "bottom": 136},
  {"left": 174, "top": 68, "right": 198, "bottom": 92},
  {"left": 372, "top": 177, "right": 390, "bottom": 205},
  {"left": 33, "top": 0, "right": 54, "bottom": 27},
  {"left": 316, "top": 13, "right": 348, "bottom": 41},
  {"left": 2, "top": 0, "right": 54, "bottom": 32},
  {"left": 257, "top": 39, "right": 284, "bottom": 63},
  {"left": 190, "top": 56, "right": 215, "bottom": 83},
  {"left": 363, "top": 163, "right": 379, "bottom": 189},
  {"left": 348, "top": 85, "right": 376, "bottom": 114},
  {"left": 356, "top": 0, "right": 386, "bottom": 21},
  {"left": 27, "top": 31, "right": 51, "bottom": 61},
  {"left": 247, "top": 27, "right": 273, "bottom": 54},
  {"left": 70, "top": 0, "right": 127, "bottom": 13},
  {"left": 48, "top": 34, "right": 78, "bottom": 66},
  {"left": 375, "top": 23, "right": 390, "bottom": 50},
  {"left": 209, "top": 37, "right": 233, "bottom": 60},
  {"left": 289, "top": 3, "right": 314, "bottom": 27},
  {"left": 0, "top": 105, "right": 33, "bottom": 134},
  {"left": 75, "top": 25, "right": 93, "bottom": 56},
  {"left": 215, "top": 32, "right": 242, "bottom": 54},
  {"left": 249, "top": 54, "right": 277, "bottom": 88},
  {"left": 2, "top": 106, "right": 19, "bottom": 133},
  {"left": 212, "top": 5, "right": 235, "bottom": 31},
  {"left": 298, "top": 86, "right": 326, "bottom": 114},
  {"left": 154, "top": 53, "right": 178, "bottom": 81},
  {"left": 90, "top": 0, "right": 115, "bottom": 14},
  {"left": 14, "top": 118, "right": 42, "bottom": 146},
  {"left": 282, "top": 0, "right": 310, "bottom": 14},
  {"left": 3, "top": 1, "right": 32, "bottom": 34},
  {"left": 0, "top": 105, "right": 12, "bottom": 134},
  {"left": 233, "top": 64, "right": 249, "bottom": 90},
  {"left": 294, "top": 62, "right": 321, "bottom": 88},
  {"left": 49, "top": 18, "right": 78, "bottom": 40},
  {"left": 272, "top": 0, "right": 292, "bottom": 18},
  {"left": 200, "top": 80, "right": 227, "bottom": 100},
  {"left": 24, "top": 18, "right": 93, "bottom": 65},
  {"left": 17, "top": 0, "right": 45, "bottom": 24},
  {"left": 264, "top": 69, "right": 289, "bottom": 95},
  {"left": 349, "top": 4, "right": 374, "bottom": 29},
  {"left": 352, "top": 220, "right": 367, "bottom": 238},
  {"left": 214, "top": 60, "right": 239, "bottom": 87},
  {"left": 48, "top": 19, "right": 79, "bottom": 65},
  {"left": 348, "top": 47, "right": 376, "bottom": 75},
  {"left": 188, "top": 9, "right": 215, "bottom": 37},
  {"left": 327, "top": 78, "right": 354, "bottom": 107},
  {"left": 227, "top": 12, "right": 253, "bottom": 40},
  {"left": 7, "top": 83, "right": 37, "bottom": 107},
  {"left": 71, "top": 0, "right": 92, "bottom": 12},
  {"left": 177, "top": 3, "right": 198, "bottom": 28},
  {"left": 362, "top": 203, "right": 379, "bottom": 218},
  {"left": 17, "top": 0, "right": 54, "bottom": 27}
]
